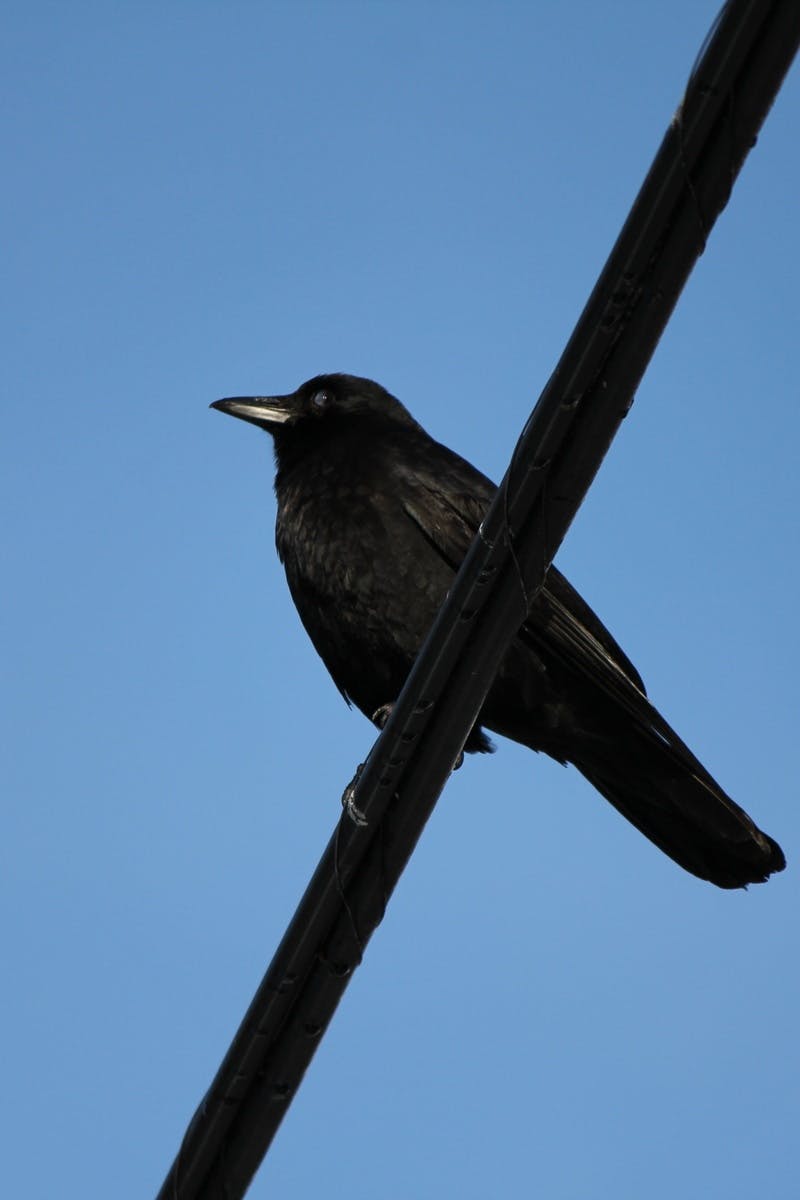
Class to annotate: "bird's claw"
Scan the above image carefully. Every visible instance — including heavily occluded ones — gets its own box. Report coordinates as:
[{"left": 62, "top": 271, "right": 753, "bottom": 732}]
[
  {"left": 371, "top": 702, "right": 394, "bottom": 730},
  {"left": 373, "top": 701, "right": 463, "bottom": 771},
  {"left": 340, "top": 705, "right": 397, "bottom": 827},
  {"left": 341, "top": 763, "right": 369, "bottom": 827}
]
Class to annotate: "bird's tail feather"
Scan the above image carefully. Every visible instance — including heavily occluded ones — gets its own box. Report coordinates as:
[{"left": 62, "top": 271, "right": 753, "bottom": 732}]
[
  {"left": 521, "top": 586, "right": 785, "bottom": 888},
  {"left": 569, "top": 734, "right": 785, "bottom": 888}
]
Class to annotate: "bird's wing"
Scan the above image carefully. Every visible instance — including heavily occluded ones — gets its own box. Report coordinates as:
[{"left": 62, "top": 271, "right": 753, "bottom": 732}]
[
  {"left": 397, "top": 450, "right": 709, "bottom": 770},
  {"left": 521, "top": 583, "right": 722, "bottom": 787},
  {"left": 542, "top": 567, "right": 645, "bottom": 692},
  {"left": 395, "top": 446, "right": 645, "bottom": 692}
]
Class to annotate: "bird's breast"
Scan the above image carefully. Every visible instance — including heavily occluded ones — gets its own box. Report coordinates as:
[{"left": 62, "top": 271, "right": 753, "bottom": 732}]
[{"left": 275, "top": 463, "right": 454, "bottom": 688}]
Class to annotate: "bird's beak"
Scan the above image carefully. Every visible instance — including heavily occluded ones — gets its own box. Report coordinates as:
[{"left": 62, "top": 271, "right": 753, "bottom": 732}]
[{"left": 210, "top": 395, "right": 296, "bottom": 430}]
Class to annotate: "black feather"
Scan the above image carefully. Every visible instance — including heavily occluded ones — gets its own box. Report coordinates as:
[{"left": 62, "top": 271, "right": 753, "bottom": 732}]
[{"left": 212, "top": 374, "right": 786, "bottom": 889}]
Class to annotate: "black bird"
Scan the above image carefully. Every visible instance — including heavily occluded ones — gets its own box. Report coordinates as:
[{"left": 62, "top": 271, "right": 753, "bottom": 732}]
[{"left": 211, "top": 373, "right": 785, "bottom": 889}]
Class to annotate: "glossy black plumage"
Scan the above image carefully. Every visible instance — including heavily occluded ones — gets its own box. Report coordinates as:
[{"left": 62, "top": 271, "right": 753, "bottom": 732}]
[{"left": 212, "top": 374, "right": 785, "bottom": 889}]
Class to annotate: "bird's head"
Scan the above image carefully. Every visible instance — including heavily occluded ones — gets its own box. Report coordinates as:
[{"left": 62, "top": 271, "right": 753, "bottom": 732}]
[{"left": 211, "top": 374, "right": 421, "bottom": 444}]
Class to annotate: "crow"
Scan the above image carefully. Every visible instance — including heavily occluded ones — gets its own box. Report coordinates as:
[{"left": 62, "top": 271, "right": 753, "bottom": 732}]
[{"left": 211, "top": 373, "right": 785, "bottom": 889}]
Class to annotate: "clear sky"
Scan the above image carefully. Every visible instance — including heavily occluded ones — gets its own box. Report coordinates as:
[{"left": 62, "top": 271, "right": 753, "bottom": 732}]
[{"left": 3, "top": 3, "right": 798, "bottom": 1197}]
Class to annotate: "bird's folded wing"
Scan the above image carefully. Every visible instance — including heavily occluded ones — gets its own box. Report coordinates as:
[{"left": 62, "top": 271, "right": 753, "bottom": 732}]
[
  {"left": 398, "top": 460, "right": 645, "bottom": 699},
  {"left": 543, "top": 567, "right": 645, "bottom": 692},
  {"left": 399, "top": 460, "right": 717, "bottom": 783},
  {"left": 524, "top": 584, "right": 723, "bottom": 790}
]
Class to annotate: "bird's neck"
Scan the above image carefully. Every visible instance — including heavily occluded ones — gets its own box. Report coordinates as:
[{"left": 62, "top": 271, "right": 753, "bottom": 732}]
[{"left": 273, "top": 421, "right": 416, "bottom": 503}]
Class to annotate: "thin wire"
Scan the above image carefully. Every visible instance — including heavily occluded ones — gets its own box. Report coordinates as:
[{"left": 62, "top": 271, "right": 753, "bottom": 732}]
[{"left": 333, "top": 816, "right": 366, "bottom": 964}]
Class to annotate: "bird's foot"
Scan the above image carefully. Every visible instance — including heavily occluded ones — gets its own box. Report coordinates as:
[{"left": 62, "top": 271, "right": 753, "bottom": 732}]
[
  {"left": 371, "top": 702, "right": 394, "bottom": 730},
  {"left": 341, "top": 763, "right": 369, "bottom": 827},
  {"left": 373, "top": 701, "right": 462, "bottom": 770},
  {"left": 341, "top": 704, "right": 398, "bottom": 827}
]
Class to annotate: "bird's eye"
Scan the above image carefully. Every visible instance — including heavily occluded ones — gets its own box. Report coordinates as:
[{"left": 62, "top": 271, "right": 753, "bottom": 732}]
[{"left": 311, "top": 389, "right": 333, "bottom": 411}]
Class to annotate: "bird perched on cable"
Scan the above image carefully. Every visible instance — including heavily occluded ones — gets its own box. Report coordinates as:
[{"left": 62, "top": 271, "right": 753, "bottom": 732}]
[{"left": 211, "top": 373, "right": 785, "bottom": 889}]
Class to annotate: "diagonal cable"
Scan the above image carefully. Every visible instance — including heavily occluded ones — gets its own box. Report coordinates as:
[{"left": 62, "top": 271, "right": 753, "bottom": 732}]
[{"left": 157, "top": 3, "right": 799, "bottom": 1196}]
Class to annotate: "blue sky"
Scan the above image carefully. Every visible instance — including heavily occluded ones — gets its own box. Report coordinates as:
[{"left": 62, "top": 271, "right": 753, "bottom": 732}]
[{"left": 3, "top": 4, "right": 798, "bottom": 1197}]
